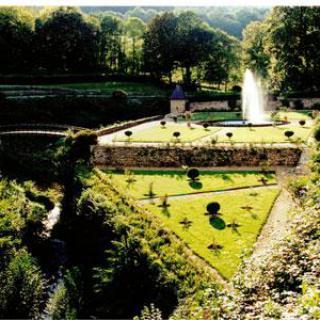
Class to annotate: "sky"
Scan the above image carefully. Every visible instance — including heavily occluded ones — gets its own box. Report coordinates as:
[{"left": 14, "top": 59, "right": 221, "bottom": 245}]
[{"left": 0, "top": 0, "right": 320, "bottom": 6}]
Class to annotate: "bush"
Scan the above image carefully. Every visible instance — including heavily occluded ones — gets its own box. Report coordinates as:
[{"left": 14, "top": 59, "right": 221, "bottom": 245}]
[
  {"left": 281, "top": 99, "right": 290, "bottom": 107},
  {"left": 187, "top": 168, "right": 200, "bottom": 181},
  {"left": 25, "top": 191, "right": 55, "bottom": 211},
  {"left": 231, "top": 85, "right": 241, "bottom": 92},
  {"left": 203, "top": 123, "right": 209, "bottom": 130},
  {"left": 160, "top": 120, "right": 166, "bottom": 128},
  {"left": 226, "top": 132, "right": 233, "bottom": 139},
  {"left": 228, "top": 99, "right": 238, "bottom": 111},
  {"left": 299, "top": 120, "right": 306, "bottom": 126},
  {"left": 125, "top": 130, "right": 133, "bottom": 139},
  {"left": 173, "top": 131, "right": 181, "bottom": 140},
  {"left": 206, "top": 202, "right": 221, "bottom": 215},
  {"left": 312, "top": 102, "right": 320, "bottom": 110},
  {"left": 314, "top": 126, "right": 320, "bottom": 141},
  {"left": 112, "top": 90, "right": 128, "bottom": 99},
  {"left": 284, "top": 130, "right": 295, "bottom": 139},
  {"left": 293, "top": 99, "right": 304, "bottom": 109},
  {"left": 172, "top": 116, "right": 178, "bottom": 123}
]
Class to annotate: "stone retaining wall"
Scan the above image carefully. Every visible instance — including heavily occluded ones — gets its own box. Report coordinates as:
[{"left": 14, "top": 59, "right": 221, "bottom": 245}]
[
  {"left": 92, "top": 144, "right": 302, "bottom": 168},
  {"left": 189, "top": 97, "right": 320, "bottom": 112}
]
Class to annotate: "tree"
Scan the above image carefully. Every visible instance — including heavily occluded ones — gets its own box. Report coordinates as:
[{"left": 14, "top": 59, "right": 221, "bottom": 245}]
[
  {"left": 125, "top": 17, "right": 146, "bottom": 74},
  {"left": 99, "top": 13, "right": 124, "bottom": 72},
  {"left": 176, "top": 11, "right": 214, "bottom": 85},
  {"left": 264, "top": 7, "right": 320, "bottom": 91},
  {"left": 143, "top": 12, "right": 178, "bottom": 81},
  {"left": 0, "top": 7, "right": 34, "bottom": 72},
  {"left": 187, "top": 168, "right": 200, "bottom": 181},
  {"left": 36, "top": 7, "right": 100, "bottom": 72},
  {"left": 242, "top": 21, "right": 269, "bottom": 78},
  {"left": 206, "top": 202, "right": 221, "bottom": 216},
  {"left": 202, "top": 30, "right": 241, "bottom": 90}
]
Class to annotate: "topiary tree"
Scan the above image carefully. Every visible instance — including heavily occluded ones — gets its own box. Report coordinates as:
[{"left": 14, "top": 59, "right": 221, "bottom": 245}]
[
  {"left": 284, "top": 130, "right": 294, "bottom": 140},
  {"left": 226, "top": 132, "right": 233, "bottom": 140},
  {"left": 124, "top": 130, "right": 133, "bottom": 140},
  {"left": 206, "top": 202, "right": 221, "bottom": 216},
  {"left": 173, "top": 131, "right": 181, "bottom": 142},
  {"left": 299, "top": 119, "right": 306, "bottom": 127},
  {"left": 203, "top": 123, "right": 209, "bottom": 130},
  {"left": 247, "top": 122, "right": 253, "bottom": 130},
  {"left": 172, "top": 116, "right": 178, "bottom": 123},
  {"left": 160, "top": 120, "right": 166, "bottom": 128},
  {"left": 187, "top": 168, "right": 200, "bottom": 181}
]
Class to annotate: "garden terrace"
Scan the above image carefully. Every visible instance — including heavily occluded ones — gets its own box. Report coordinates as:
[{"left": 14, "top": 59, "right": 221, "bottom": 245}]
[
  {"left": 145, "top": 187, "right": 280, "bottom": 279},
  {"left": 106, "top": 169, "right": 280, "bottom": 279},
  {"left": 106, "top": 111, "right": 313, "bottom": 145}
]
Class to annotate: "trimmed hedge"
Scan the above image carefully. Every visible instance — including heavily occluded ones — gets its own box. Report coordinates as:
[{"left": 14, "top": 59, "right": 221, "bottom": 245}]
[{"left": 0, "top": 96, "right": 169, "bottom": 128}]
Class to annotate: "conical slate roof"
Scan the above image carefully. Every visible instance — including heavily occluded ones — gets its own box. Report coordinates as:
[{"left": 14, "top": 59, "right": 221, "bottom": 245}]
[{"left": 170, "top": 85, "right": 186, "bottom": 100}]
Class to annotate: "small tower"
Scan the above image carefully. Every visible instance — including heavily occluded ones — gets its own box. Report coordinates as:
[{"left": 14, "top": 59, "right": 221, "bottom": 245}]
[{"left": 170, "top": 85, "right": 187, "bottom": 114}]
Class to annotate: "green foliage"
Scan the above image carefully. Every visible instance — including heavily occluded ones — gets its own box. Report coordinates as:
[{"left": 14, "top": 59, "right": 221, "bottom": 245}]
[
  {"left": 187, "top": 168, "right": 200, "bottom": 181},
  {"left": 206, "top": 202, "right": 221, "bottom": 215},
  {"left": 0, "top": 249, "right": 46, "bottom": 319},
  {"left": 36, "top": 7, "right": 100, "bottom": 72},
  {"left": 55, "top": 171, "right": 217, "bottom": 318},
  {"left": 284, "top": 130, "right": 294, "bottom": 139},
  {"left": 314, "top": 125, "right": 320, "bottom": 141}
]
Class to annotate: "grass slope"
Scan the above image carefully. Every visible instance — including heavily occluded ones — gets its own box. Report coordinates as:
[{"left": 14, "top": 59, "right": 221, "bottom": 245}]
[{"left": 145, "top": 187, "right": 280, "bottom": 279}]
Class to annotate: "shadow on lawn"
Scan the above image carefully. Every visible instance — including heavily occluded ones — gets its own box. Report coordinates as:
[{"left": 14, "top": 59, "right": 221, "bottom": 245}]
[
  {"left": 209, "top": 216, "right": 226, "bottom": 230},
  {"left": 188, "top": 180, "right": 203, "bottom": 190}
]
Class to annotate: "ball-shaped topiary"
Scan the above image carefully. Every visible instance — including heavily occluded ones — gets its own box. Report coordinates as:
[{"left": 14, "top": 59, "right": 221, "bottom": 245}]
[
  {"left": 173, "top": 131, "right": 181, "bottom": 139},
  {"left": 203, "top": 123, "right": 209, "bottom": 130},
  {"left": 187, "top": 168, "right": 200, "bottom": 181},
  {"left": 226, "top": 132, "right": 233, "bottom": 139},
  {"left": 299, "top": 119, "right": 306, "bottom": 127},
  {"left": 125, "top": 130, "right": 133, "bottom": 138},
  {"left": 206, "top": 202, "right": 221, "bottom": 215},
  {"left": 160, "top": 120, "right": 166, "bottom": 128},
  {"left": 284, "top": 130, "right": 294, "bottom": 140}
]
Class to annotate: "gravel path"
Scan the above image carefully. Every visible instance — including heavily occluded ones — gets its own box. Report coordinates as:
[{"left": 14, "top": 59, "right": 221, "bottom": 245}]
[{"left": 251, "top": 189, "right": 293, "bottom": 259}]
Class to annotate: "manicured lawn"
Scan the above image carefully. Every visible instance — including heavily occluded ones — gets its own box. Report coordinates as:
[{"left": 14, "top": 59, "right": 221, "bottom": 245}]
[
  {"left": 145, "top": 187, "right": 280, "bottom": 279},
  {"left": 215, "top": 123, "right": 312, "bottom": 143},
  {"left": 276, "top": 110, "right": 312, "bottom": 121},
  {"left": 108, "top": 170, "right": 276, "bottom": 199},
  {"left": 42, "top": 81, "right": 170, "bottom": 96},
  {"left": 114, "top": 124, "right": 219, "bottom": 143}
]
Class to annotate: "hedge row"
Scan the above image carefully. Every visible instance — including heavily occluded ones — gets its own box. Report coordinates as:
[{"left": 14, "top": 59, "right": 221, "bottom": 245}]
[{"left": 0, "top": 96, "right": 170, "bottom": 128}]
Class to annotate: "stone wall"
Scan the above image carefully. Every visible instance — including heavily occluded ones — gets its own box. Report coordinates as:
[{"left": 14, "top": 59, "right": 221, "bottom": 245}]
[
  {"left": 189, "top": 97, "right": 320, "bottom": 112},
  {"left": 93, "top": 144, "right": 302, "bottom": 168}
]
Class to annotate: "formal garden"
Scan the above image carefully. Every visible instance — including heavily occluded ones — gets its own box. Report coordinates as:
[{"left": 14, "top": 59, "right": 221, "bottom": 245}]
[
  {"left": 112, "top": 111, "right": 313, "bottom": 144},
  {"left": 1, "top": 4, "right": 320, "bottom": 320}
]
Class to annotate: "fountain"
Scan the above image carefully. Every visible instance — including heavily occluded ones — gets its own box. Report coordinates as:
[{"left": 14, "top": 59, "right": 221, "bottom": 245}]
[
  {"left": 211, "top": 69, "right": 281, "bottom": 127},
  {"left": 242, "top": 69, "right": 267, "bottom": 124}
]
